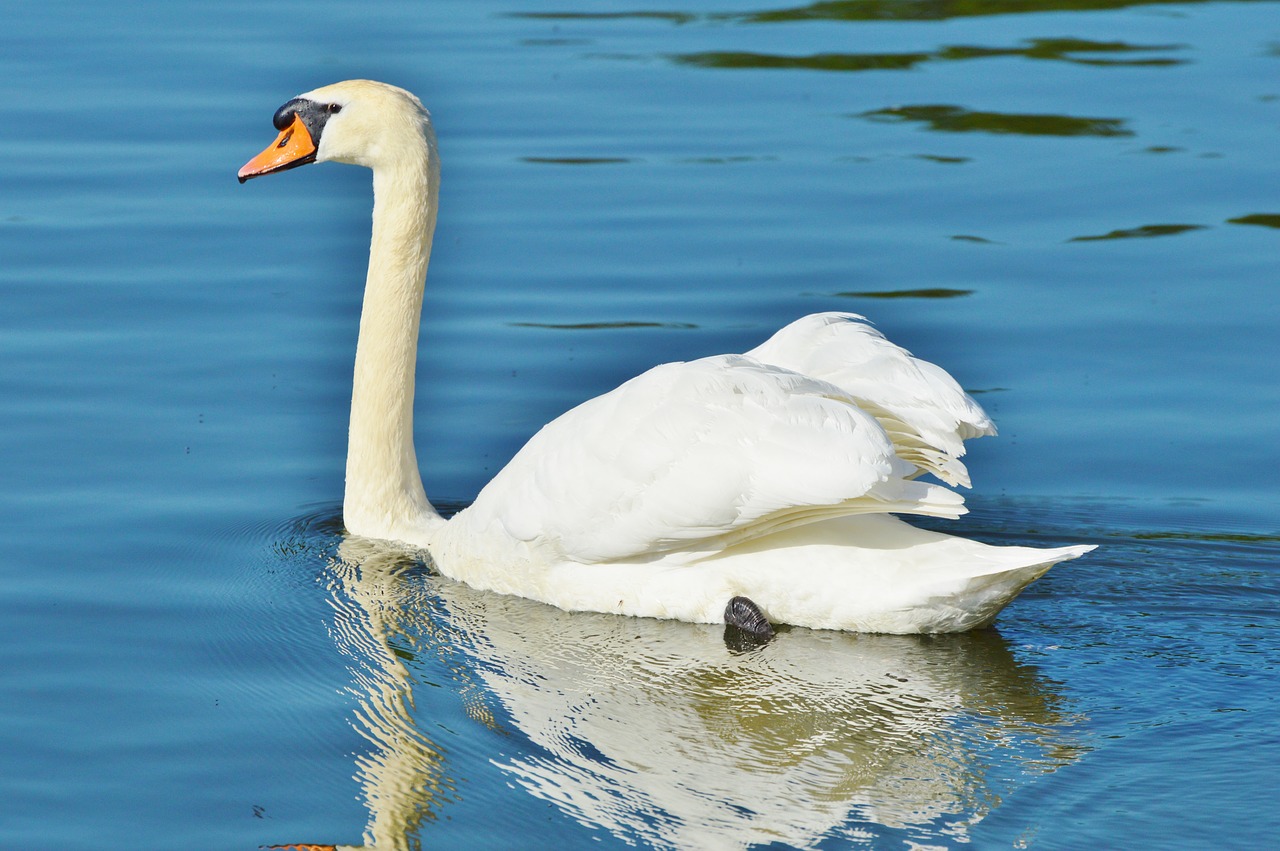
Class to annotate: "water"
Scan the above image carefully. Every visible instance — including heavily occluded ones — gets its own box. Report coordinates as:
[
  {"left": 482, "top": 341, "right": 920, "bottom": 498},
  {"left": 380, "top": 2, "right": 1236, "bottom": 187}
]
[{"left": 2, "top": 0, "right": 1277, "bottom": 848}]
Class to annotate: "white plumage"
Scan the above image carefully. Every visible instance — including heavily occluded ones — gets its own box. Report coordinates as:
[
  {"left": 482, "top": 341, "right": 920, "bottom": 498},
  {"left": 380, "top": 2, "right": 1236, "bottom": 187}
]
[
  {"left": 240, "top": 79, "right": 1093, "bottom": 634},
  {"left": 747, "top": 311, "right": 996, "bottom": 487},
  {"left": 465, "top": 354, "right": 964, "bottom": 563}
]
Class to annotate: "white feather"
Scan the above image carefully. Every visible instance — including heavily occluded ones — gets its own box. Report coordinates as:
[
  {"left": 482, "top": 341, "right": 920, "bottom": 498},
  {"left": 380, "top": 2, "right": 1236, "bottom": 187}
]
[
  {"left": 462, "top": 355, "right": 964, "bottom": 564},
  {"left": 748, "top": 312, "right": 995, "bottom": 487}
]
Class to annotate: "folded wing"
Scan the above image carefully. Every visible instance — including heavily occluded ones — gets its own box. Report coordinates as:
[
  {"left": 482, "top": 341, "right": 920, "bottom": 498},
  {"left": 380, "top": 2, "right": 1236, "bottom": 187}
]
[
  {"left": 461, "top": 354, "right": 966, "bottom": 564},
  {"left": 747, "top": 312, "right": 995, "bottom": 487}
]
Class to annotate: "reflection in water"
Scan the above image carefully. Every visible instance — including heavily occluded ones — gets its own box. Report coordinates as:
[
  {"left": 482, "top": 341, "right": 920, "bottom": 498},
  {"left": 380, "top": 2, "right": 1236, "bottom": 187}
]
[
  {"left": 521, "top": 156, "right": 635, "bottom": 165},
  {"left": 274, "top": 525, "right": 1088, "bottom": 849},
  {"left": 510, "top": 10, "right": 697, "bottom": 24},
  {"left": 467, "top": 601, "right": 1085, "bottom": 848},
  {"left": 510, "top": 1, "right": 1218, "bottom": 25},
  {"left": 509, "top": 321, "right": 699, "bottom": 330},
  {"left": 731, "top": 0, "right": 1218, "bottom": 23},
  {"left": 316, "top": 542, "right": 460, "bottom": 851},
  {"left": 834, "top": 287, "right": 975, "bottom": 299},
  {"left": 934, "top": 38, "right": 1185, "bottom": 66},
  {"left": 858, "top": 105, "right": 1133, "bottom": 137},
  {"left": 675, "top": 50, "right": 931, "bottom": 72},
  {"left": 1069, "top": 223, "right": 1207, "bottom": 241},
  {"left": 672, "top": 39, "right": 1184, "bottom": 73},
  {"left": 1227, "top": 213, "right": 1280, "bottom": 229}
]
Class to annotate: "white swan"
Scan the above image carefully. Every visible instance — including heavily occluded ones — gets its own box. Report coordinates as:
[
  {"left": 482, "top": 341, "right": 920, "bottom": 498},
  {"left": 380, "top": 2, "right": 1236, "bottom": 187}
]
[{"left": 238, "top": 79, "right": 1093, "bottom": 634}]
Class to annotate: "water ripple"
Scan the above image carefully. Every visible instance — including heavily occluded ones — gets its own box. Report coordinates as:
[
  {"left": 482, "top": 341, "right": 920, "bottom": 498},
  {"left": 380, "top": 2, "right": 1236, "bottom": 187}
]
[
  {"left": 521, "top": 156, "right": 636, "bottom": 166},
  {"left": 510, "top": 320, "right": 699, "bottom": 330},
  {"left": 833, "top": 287, "right": 975, "bottom": 299},
  {"left": 1227, "top": 213, "right": 1280, "bottom": 229},
  {"left": 726, "top": 0, "right": 1223, "bottom": 25},
  {"left": 509, "top": 1, "right": 1223, "bottom": 26},
  {"left": 671, "top": 39, "right": 1185, "bottom": 73},
  {"left": 1068, "top": 223, "right": 1208, "bottom": 241},
  {"left": 858, "top": 104, "right": 1134, "bottom": 137}
]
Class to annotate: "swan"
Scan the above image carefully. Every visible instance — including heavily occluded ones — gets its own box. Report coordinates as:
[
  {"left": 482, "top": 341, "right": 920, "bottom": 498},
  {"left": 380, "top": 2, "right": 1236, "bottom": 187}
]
[{"left": 238, "top": 79, "right": 1093, "bottom": 635}]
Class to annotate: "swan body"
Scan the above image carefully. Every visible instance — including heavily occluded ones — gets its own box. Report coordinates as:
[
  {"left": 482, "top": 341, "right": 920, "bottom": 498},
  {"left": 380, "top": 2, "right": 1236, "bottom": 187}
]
[{"left": 239, "top": 80, "right": 1093, "bottom": 634}]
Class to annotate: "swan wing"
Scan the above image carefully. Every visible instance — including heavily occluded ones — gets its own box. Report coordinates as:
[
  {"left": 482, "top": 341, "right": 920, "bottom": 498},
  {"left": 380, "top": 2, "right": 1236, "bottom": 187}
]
[
  {"left": 459, "top": 354, "right": 965, "bottom": 564},
  {"left": 747, "top": 312, "right": 995, "bottom": 487}
]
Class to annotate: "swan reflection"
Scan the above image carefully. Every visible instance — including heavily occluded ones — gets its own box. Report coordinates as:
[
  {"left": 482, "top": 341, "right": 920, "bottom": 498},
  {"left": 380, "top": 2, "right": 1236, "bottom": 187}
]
[{"left": 283, "top": 533, "right": 1086, "bottom": 849}]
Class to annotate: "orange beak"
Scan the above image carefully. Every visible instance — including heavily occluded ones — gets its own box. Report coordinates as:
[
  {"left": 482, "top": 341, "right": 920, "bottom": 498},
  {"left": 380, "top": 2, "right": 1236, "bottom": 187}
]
[{"left": 238, "top": 114, "right": 317, "bottom": 183}]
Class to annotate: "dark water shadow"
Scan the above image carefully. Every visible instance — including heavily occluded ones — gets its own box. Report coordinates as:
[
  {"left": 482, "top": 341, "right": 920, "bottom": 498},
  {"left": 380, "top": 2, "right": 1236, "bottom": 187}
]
[
  {"left": 671, "top": 38, "right": 1185, "bottom": 73},
  {"left": 509, "top": 1, "right": 1226, "bottom": 25},
  {"left": 858, "top": 105, "right": 1133, "bottom": 137},
  {"left": 510, "top": 320, "right": 699, "bottom": 330},
  {"left": 834, "top": 287, "right": 975, "bottom": 299},
  {"left": 937, "top": 38, "right": 1186, "bottom": 66},
  {"left": 674, "top": 49, "right": 932, "bottom": 71},
  {"left": 521, "top": 156, "right": 636, "bottom": 166},
  {"left": 1068, "top": 223, "right": 1208, "bottom": 241},
  {"left": 724, "top": 0, "right": 1231, "bottom": 24},
  {"left": 507, "top": 10, "right": 697, "bottom": 24},
  {"left": 1227, "top": 213, "right": 1280, "bottom": 229}
]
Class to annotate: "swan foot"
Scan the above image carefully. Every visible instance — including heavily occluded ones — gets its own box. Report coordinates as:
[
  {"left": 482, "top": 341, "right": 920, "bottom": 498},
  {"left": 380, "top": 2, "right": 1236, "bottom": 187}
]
[{"left": 723, "top": 596, "right": 774, "bottom": 651}]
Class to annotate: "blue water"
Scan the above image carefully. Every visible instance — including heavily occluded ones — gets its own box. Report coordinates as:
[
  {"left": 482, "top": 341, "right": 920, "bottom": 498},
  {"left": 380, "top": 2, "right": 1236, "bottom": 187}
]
[{"left": 3, "top": 1, "right": 1278, "bottom": 848}]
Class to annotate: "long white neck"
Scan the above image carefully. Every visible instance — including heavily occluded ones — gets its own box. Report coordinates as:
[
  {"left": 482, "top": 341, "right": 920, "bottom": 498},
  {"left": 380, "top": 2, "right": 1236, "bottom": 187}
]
[{"left": 343, "top": 124, "right": 445, "bottom": 542}]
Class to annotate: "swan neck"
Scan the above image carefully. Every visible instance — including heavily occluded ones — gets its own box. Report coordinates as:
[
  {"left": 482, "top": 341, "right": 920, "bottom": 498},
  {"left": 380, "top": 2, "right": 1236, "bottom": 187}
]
[{"left": 344, "top": 127, "right": 445, "bottom": 542}]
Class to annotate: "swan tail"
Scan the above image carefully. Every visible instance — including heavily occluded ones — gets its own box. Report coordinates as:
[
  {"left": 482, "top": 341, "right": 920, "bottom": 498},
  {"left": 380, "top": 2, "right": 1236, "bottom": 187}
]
[
  {"left": 909, "top": 543, "right": 1096, "bottom": 633},
  {"left": 701, "top": 521, "right": 1097, "bottom": 633}
]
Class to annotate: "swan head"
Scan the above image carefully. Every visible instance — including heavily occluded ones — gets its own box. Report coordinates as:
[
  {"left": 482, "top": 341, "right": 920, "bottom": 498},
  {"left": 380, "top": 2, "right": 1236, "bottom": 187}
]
[{"left": 238, "top": 79, "right": 432, "bottom": 183}]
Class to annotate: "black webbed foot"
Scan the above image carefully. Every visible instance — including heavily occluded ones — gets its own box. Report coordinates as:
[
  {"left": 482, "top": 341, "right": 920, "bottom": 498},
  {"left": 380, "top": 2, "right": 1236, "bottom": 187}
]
[{"left": 723, "top": 595, "right": 774, "bottom": 651}]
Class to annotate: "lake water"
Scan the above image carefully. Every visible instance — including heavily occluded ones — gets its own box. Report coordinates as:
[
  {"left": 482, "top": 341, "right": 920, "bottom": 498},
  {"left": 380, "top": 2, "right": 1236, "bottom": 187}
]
[{"left": 3, "top": 0, "right": 1278, "bottom": 848}]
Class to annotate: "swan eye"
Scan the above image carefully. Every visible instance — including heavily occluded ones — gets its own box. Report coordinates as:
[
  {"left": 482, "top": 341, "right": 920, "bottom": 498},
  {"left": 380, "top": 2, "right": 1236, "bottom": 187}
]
[{"left": 326, "top": 103, "right": 342, "bottom": 114}]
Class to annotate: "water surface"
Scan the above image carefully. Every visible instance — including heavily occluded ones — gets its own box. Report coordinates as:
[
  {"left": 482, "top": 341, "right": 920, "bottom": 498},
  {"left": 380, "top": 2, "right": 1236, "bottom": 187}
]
[{"left": 2, "top": 0, "right": 1277, "bottom": 848}]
